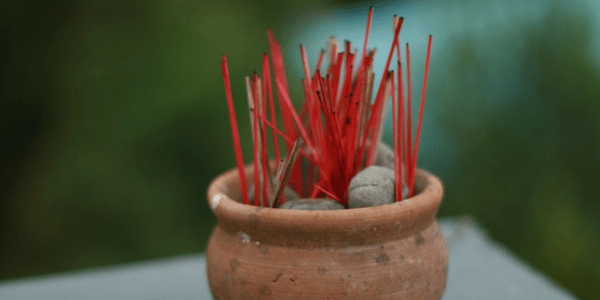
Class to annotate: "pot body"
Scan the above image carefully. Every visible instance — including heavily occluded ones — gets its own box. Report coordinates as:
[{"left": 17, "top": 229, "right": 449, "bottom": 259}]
[{"left": 206, "top": 165, "right": 447, "bottom": 300}]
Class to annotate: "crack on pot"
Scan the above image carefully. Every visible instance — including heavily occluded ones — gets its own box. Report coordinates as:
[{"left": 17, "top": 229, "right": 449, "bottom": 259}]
[{"left": 272, "top": 272, "right": 283, "bottom": 283}]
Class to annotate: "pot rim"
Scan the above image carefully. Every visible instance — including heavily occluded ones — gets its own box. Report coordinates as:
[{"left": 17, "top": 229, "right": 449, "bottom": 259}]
[{"left": 207, "top": 164, "right": 444, "bottom": 247}]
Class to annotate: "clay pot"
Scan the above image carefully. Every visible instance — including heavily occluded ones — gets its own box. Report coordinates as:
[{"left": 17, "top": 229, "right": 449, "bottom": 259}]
[{"left": 206, "top": 164, "right": 447, "bottom": 300}]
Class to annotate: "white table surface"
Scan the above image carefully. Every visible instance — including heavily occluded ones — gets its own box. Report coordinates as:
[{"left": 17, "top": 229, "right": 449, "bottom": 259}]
[{"left": 0, "top": 216, "right": 578, "bottom": 300}]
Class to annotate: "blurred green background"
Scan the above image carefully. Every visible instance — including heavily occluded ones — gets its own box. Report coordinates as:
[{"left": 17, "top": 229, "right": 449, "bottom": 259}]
[{"left": 1, "top": 0, "right": 599, "bottom": 299}]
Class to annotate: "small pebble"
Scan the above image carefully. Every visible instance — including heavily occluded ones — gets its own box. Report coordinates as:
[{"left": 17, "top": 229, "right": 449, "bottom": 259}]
[
  {"left": 279, "top": 198, "right": 345, "bottom": 210},
  {"left": 283, "top": 187, "right": 300, "bottom": 201},
  {"left": 249, "top": 185, "right": 299, "bottom": 204},
  {"left": 348, "top": 166, "right": 409, "bottom": 208},
  {"left": 375, "top": 143, "right": 395, "bottom": 170}
]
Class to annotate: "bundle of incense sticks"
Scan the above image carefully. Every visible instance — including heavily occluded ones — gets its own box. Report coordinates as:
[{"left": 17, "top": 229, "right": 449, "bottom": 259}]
[{"left": 221, "top": 8, "right": 432, "bottom": 207}]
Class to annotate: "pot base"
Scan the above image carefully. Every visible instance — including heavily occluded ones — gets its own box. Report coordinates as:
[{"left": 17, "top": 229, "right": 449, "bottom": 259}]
[{"left": 207, "top": 220, "right": 447, "bottom": 300}]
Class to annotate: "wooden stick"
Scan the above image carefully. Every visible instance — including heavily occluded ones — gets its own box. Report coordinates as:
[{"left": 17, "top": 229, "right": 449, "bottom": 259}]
[
  {"left": 245, "top": 77, "right": 260, "bottom": 206},
  {"left": 270, "top": 138, "right": 303, "bottom": 207},
  {"left": 268, "top": 159, "right": 285, "bottom": 207},
  {"left": 257, "top": 77, "right": 271, "bottom": 206}
]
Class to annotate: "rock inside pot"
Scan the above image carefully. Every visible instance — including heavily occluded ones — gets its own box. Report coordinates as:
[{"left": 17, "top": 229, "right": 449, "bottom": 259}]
[
  {"left": 279, "top": 198, "right": 345, "bottom": 210},
  {"left": 249, "top": 185, "right": 299, "bottom": 204},
  {"left": 374, "top": 142, "right": 395, "bottom": 170},
  {"left": 348, "top": 165, "right": 409, "bottom": 208}
]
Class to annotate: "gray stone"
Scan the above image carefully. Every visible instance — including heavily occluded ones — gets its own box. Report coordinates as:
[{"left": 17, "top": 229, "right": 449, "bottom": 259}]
[
  {"left": 249, "top": 185, "right": 299, "bottom": 204},
  {"left": 282, "top": 187, "right": 300, "bottom": 201},
  {"left": 348, "top": 165, "right": 409, "bottom": 208},
  {"left": 279, "top": 198, "right": 345, "bottom": 210},
  {"left": 374, "top": 142, "right": 395, "bottom": 170}
]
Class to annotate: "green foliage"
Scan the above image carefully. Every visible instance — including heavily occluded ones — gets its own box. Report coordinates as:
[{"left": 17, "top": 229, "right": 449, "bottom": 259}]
[{"left": 0, "top": 0, "right": 292, "bottom": 278}]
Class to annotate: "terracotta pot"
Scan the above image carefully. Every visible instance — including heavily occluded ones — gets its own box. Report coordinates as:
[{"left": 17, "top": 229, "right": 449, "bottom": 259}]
[{"left": 206, "top": 164, "right": 447, "bottom": 300}]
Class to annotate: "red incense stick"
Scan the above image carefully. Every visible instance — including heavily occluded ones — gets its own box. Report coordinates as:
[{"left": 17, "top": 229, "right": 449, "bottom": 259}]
[
  {"left": 247, "top": 75, "right": 260, "bottom": 206},
  {"left": 397, "top": 60, "right": 405, "bottom": 202},
  {"left": 391, "top": 70, "right": 402, "bottom": 202},
  {"left": 405, "top": 43, "right": 414, "bottom": 196},
  {"left": 222, "top": 10, "right": 432, "bottom": 205},
  {"left": 410, "top": 35, "right": 433, "bottom": 196},
  {"left": 262, "top": 54, "right": 281, "bottom": 165},
  {"left": 221, "top": 56, "right": 250, "bottom": 205}
]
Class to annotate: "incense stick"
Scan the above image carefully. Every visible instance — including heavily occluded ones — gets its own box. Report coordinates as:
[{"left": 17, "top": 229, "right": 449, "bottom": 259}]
[
  {"left": 271, "top": 138, "right": 303, "bottom": 208},
  {"left": 222, "top": 11, "right": 432, "bottom": 205},
  {"left": 221, "top": 56, "right": 250, "bottom": 205},
  {"left": 410, "top": 35, "right": 433, "bottom": 197}
]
